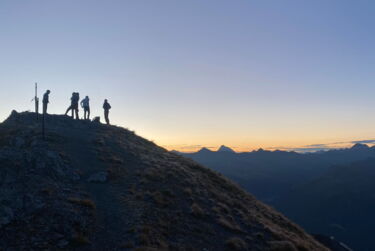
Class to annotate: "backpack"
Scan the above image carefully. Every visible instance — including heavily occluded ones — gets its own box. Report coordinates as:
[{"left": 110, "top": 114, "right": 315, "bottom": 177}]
[{"left": 73, "top": 93, "right": 80, "bottom": 103}]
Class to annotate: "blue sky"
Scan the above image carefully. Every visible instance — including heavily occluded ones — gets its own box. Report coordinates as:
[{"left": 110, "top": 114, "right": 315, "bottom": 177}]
[{"left": 1, "top": 0, "right": 375, "bottom": 152}]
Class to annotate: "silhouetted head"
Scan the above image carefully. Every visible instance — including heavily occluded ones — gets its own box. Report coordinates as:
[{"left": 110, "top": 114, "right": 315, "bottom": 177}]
[
  {"left": 46, "top": 90, "right": 50, "bottom": 94},
  {"left": 104, "top": 99, "right": 108, "bottom": 103},
  {"left": 86, "top": 96, "right": 89, "bottom": 99}
]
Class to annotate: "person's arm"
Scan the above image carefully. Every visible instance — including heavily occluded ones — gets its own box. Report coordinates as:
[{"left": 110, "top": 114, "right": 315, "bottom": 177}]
[{"left": 44, "top": 94, "right": 49, "bottom": 103}]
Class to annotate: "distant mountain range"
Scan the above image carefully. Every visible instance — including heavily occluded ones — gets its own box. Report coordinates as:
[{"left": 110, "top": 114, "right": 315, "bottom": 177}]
[
  {"left": 178, "top": 144, "right": 375, "bottom": 250},
  {"left": 179, "top": 144, "right": 375, "bottom": 201},
  {"left": 276, "top": 158, "right": 375, "bottom": 251}
]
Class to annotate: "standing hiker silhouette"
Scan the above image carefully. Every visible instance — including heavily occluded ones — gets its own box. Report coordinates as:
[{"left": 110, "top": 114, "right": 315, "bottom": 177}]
[
  {"left": 42, "top": 90, "right": 51, "bottom": 115},
  {"left": 103, "top": 99, "right": 111, "bottom": 125},
  {"left": 80, "top": 96, "right": 90, "bottom": 120},
  {"left": 65, "top": 92, "right": 80, "bottom": 119}
]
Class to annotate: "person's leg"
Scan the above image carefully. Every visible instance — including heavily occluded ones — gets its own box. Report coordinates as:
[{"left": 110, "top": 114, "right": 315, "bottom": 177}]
[
  {"left": 87, "top": 107, "right": 90, "bottom": 120},
  {"left": 43, "top": 103, "right": 47, "bottom": 114},
  {"left": 105, "top": 111, "right": 109, "bottom": 124},
  {"left": 65, "top": 106, "right": 71, "bottom": 115},
  {"left": 75, "top": 108, "right": 79, "bottom": 120}
]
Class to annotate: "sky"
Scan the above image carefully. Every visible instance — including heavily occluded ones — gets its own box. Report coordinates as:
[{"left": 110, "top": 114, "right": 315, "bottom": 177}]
[{"left": 1, "top": 0, "right": 375, "bottom": 152}]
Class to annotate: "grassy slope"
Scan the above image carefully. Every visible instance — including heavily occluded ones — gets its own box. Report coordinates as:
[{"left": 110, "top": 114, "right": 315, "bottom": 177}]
[{"left": 0, "top": 111, "right": 327, "bottom": 250}]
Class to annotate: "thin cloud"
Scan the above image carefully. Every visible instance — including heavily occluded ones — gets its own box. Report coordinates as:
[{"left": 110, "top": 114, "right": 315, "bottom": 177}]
[
  {"left": 304, "top": 144, "right": 328, "bottom": 148},
  {"left": 273, "top": 139, "right": 375, "bottom": 153},
  {"left": 269, "top": 146, "right": 334, "bottom": 153},
  {"left": 351, "top": 139, "right": 375, "bottom": 144}
]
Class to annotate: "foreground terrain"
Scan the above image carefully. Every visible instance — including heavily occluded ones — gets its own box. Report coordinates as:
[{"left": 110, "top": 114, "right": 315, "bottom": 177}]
[{"left": 0, "top": 111, "right": 326, "bottom": 250}]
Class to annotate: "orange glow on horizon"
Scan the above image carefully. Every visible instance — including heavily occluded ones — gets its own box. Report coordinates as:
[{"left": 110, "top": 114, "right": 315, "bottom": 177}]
[{"left": 161, "top": 141, "right": 373, "bottom": 153}]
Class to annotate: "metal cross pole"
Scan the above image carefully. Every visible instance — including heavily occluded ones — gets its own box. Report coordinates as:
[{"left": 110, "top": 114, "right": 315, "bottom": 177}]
[
  {"left": 32, "top": 82, "right": 39, "bottom": 120},
  {"left": 42, "top": 112, "right": 45, "bottom": 140},
  {"left": 35, "top": 82, "right": 39, "bottom": 116}
]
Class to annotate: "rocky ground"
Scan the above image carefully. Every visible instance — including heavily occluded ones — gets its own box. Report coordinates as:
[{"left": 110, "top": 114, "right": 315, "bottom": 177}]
[{"left": 0, "top": 111, "right": 328, "bottom": 250}]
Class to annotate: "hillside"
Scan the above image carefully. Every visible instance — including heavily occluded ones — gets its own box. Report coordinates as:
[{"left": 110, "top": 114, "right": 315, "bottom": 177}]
[
  {"left": 0, "top": 111, "right": 327, "bottom": 250},
  {"left": 276, "top": 158, "right": 375, "bottom": 250}
]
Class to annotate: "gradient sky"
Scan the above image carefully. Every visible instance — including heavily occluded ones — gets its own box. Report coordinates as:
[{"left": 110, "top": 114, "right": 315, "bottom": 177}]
[{"left": 1, "top": 0, "right": 375, "bottom": 152}]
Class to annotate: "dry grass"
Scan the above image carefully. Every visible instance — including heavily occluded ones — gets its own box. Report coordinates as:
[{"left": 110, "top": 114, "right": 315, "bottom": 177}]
[
  {"left": 135, "top": 191, "right": 144, "bottom": 200},
  {"left": 40, "top": 187, "right": 54, "bottom": 196},
  {"left": 67, "top": 197, "right": 96, "bottom": 209},
  {"left": 255, "top": 232, "right": 265, "bottom": 240},
  {"left": 92, "top": 137, "right": 105, "bottom": 146},
  {"left": 217, "top": 217, "right": 242, "bottom": 232},
  {"left": 133, "top": 247, "right": 161, "bottom": 251},
  {"left": 107, "top": 165, "right": 127, "bottom": 180},
  {"left": 106, "top": 155, "right": 124, "bottom": 164},
  {"left": 191, "top": 203, "right": 205, "bottom": 217},
  {"left": 70, "top": 232, "right": 90, "bottom": 247},
  {"left": 269, "top": 241, "right": 298, "bottom": 251},
  {"left": 150, "top": 191, "right": 169, "bottom": 207},
  {"left": 143, "top": 168, "right": 165, "bottom": 181},
  {"left": 120, "top": 241, "right": 134, "bottom": 248},
  {"left": 161, "top": 189, "right": 175, "bottom": 198},
  {"left": 225, "top": 237, "right": 248, "bottom": 250},
  {"left": 58, "top": 151, "right": 70, "bottom": 163},
  {"left": 217, "top": 202, "right": 231, "bottom": 214},
  {"left": 183, "top": 187, "right": 193, "bottom": 196},
  {"left": 138, "top": 233, "right": 150, "bottom": 245},
  {"left": 212, "top": 206, "right": 221, "bottom": 215},
  {"left": 135, "top": 225, "right": 168, "bottom": 250}
]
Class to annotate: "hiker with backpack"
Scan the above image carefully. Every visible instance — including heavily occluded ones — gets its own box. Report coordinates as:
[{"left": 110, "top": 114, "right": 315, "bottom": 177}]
[
  {"left": 65, "top": 92, "right": 80, "bottom": 119},
  {"left": 80, "top": 96, "right": 90, "bottom": 120},
  {"left": 103, "top": 99, "right": 111, "bottom": 125}
]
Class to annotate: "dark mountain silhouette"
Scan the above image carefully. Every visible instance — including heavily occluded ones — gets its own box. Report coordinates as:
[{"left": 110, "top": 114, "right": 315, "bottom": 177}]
[
  {"left": 218, "top": 145, "right": 236, "bottom": 153},
  {"left": 197, "top": 147, "right": 213, "bottom": 154},
  {"left": 350, "top": 143, "right": 370, "bottom": 150},
  {"left": 179, "top": 145, "right": 375, "bottom": 203},
  {"left": 0, "top": 111, "right": 327, "bottom": 250},
  {"left": 276, "top": 158, "right": 375, "bottom": 250},
  {"left": 179, "top": 146, "right": 375, "bottom": 250}
]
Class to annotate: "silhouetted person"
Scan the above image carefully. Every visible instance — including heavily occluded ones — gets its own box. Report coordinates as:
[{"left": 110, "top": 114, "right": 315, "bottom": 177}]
[
  {"left": 65, "top": 92, "right": 80, "bottom": 119},
  {"left": 103, "top": 99, "right": 111, "bottom": 125},
  {"left": 80, "top": 96, "right": 90, "bottom": 120},
  {"left": 42, "top": 90, "right": 51, "bottom": 114}
]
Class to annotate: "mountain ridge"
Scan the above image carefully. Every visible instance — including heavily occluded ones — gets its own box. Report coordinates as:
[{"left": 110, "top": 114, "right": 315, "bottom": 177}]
[
  {"left": 0, "top": 111, "right": 327, "bottom": 250},
  {"left": 276, "top": 158, "right": 375, "bottom": 250},
  {"left": 218, "top": 145, "right": 236, "bottom": 153}
]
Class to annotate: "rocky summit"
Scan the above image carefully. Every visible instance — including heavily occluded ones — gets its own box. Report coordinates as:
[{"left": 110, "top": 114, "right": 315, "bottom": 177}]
[{"left": 0, "top": 111, "right": 327, "bottom": 250}]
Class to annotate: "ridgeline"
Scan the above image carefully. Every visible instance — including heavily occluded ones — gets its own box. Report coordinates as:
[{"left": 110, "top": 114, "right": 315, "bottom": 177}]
[{"left": 0, "top": 111, "right": 326, "bottom": 250}]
